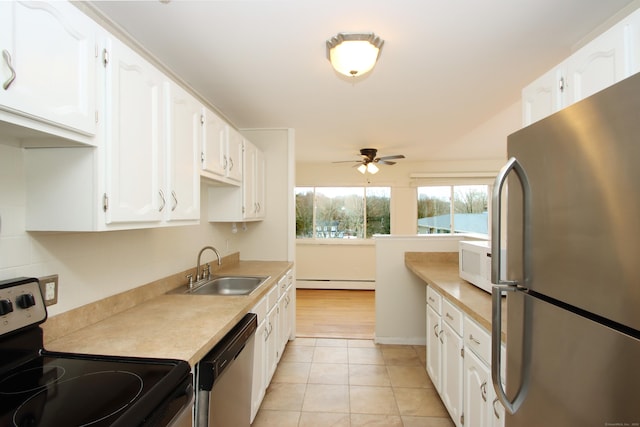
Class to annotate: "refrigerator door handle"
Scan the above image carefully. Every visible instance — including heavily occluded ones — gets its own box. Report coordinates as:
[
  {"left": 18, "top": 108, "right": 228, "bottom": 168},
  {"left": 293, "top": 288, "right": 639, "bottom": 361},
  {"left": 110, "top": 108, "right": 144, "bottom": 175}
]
[
  {"left": 490, "top": 156, "right": 532, "bottom": 415},
  {"left": 491, "top": 156, "right": 531, "bottom": 286}
]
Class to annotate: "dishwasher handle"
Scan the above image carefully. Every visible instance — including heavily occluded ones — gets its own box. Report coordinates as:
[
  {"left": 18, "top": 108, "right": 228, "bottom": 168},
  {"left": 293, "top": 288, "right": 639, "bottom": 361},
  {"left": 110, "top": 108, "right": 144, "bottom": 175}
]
[{"left": 197, "top": 313, "right": 257, "bottom": 391}]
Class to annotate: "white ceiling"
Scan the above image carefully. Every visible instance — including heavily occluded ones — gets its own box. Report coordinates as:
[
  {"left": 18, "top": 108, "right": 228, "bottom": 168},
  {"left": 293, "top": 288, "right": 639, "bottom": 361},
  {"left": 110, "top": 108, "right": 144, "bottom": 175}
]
[{"left": 90, "top": 0, "right": 635, "bottom": 164}]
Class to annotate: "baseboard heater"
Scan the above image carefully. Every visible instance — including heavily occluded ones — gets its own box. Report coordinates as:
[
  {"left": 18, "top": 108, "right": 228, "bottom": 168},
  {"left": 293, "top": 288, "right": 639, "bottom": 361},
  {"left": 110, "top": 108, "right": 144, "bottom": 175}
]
[{"left": 296, "top": 279, "right": 375, "bottom": 290}]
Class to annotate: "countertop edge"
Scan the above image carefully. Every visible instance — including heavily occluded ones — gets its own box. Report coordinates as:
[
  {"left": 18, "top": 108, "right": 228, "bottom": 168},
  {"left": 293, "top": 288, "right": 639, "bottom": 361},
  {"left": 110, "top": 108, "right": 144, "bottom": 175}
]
[
  {"left": 404, "top": 252, "right": 507, "bottom": 342},
  {"left": 45, "top": 259, "right": 294, "bottom": 367}
]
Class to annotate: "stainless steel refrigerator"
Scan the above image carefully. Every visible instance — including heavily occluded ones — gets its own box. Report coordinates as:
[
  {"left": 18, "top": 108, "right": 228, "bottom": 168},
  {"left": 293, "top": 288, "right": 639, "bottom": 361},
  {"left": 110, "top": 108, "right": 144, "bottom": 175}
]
[{"left": 490, "top": 71, "right": 640, "bottom": 426}]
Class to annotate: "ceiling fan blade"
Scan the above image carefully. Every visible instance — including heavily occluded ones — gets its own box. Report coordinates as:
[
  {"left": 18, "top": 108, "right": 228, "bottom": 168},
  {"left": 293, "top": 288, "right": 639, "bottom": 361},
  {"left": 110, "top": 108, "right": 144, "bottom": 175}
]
[
  {"left": 376, "top": 160, "right": 396, "bottom": 165},
  {"left": 332, "top": 160, "right": 363, "bottom": 163},
  {"left": 376, "top": 154, "right": 405, "bottom": 161}
]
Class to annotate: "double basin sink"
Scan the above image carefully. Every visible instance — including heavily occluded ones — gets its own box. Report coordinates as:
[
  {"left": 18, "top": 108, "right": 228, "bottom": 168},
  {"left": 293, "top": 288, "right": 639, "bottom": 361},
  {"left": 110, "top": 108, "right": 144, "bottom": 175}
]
[{"left": 170, "top": 275, "right": 270, "bottom": 296}]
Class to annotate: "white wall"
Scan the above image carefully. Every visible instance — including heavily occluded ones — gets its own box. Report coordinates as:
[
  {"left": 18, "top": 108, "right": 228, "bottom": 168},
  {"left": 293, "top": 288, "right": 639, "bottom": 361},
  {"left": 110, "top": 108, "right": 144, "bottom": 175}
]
[
  {"left": 0, "top": 128, "right": 293, "bottom": 317},
  {"left": 374, "top": 235, "right": 464, "bottom": 345},
  {"left": 294, "top": 101, "right": 520, "bottom": 287}
]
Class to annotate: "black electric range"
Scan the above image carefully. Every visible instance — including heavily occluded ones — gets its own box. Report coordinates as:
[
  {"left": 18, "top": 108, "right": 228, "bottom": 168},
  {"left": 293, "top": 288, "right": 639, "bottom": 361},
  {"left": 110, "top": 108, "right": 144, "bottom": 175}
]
[{"left": 0, "top": 277, "right": 193, "bottom": 427}]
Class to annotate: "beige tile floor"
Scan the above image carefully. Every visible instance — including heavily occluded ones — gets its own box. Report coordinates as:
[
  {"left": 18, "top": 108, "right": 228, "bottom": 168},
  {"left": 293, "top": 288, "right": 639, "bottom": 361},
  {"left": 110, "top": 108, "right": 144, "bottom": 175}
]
[{"left": 252, "top": 338, "right": 455, "bottom": 427}]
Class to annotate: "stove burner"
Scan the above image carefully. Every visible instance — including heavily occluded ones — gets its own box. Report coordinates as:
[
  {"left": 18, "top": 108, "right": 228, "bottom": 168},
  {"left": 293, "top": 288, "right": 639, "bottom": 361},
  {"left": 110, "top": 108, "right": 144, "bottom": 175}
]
[
  {"left": 0, "top": 365, "right": 65, "bottom": 395},
  {"left": 12, "top": 370, "right": 143, "bottom": 427}
]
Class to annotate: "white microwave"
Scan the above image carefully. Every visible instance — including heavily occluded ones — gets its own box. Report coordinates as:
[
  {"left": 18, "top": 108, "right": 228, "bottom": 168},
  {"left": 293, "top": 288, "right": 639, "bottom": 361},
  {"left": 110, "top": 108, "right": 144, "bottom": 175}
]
[{"left": 458, "top": 240, "right": 504, "bottom": 293}]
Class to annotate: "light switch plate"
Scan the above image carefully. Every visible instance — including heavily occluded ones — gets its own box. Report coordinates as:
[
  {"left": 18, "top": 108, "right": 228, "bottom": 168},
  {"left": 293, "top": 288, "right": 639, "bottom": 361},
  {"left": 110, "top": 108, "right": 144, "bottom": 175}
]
[{"left": 39, "top": 274, "right": 58, "bottom": 306}]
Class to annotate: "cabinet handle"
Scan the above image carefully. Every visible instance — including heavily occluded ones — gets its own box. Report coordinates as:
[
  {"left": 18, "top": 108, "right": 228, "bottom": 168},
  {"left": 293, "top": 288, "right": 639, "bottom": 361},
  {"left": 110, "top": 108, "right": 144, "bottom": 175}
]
[
  {"left": 158, "top": 190, "right": 166, "bottom": 212},
  {"left": 264, "top": 325, "right": 269, "bottom": 341},
  {"left": 428, "top": 296, "right": 435, "bottom": 303},
  {"left": 223, "top": 156, "right": 228, "bottom": 170},
  {"left": 469, "top": 334, "right": 481, "bottom": 345},
  {"left": 2, "top": 50, "right": 16, "bottom": 90},
  {"left": 493, "top": 398, "right": 501, "bottom": 419},
  {"left": 445, "top": 312, "right": 454, "bottom": 321},
  {"left": 438, "top": 328, "right": 444, "bottom": 344},
  {"left": 171, "top": 191, "right": 178, "bottom": 212},
  {"left": 481, "top": 381, "right": 488, "bottom": 402},
  {"left": 433, "top": 324, "right": 440, "bottom": 338},
  {"left": 228, "top": 157, "right": 234, "bottom": 171}
]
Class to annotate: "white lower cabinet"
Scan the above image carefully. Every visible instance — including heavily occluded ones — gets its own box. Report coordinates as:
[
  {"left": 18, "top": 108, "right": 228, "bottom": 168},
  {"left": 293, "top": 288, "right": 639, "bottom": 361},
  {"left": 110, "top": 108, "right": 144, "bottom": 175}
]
[
  {"left": 426, "top": 305, "right": 442, "bottom": 391},
  {"left": 250, "top": 271, "right": 295, "bottom": 423},
  {"left": 463, "top": 316, "right": 506, "bottom": 427},
  {"left": 426, "top": 286, "right": 505, "bottom": 427},
  {"left": 250, "top": 296, "right": 268, "bottom": 423},
  {"left": 441, "top": 302, "right": 464, "bottom": 427}
]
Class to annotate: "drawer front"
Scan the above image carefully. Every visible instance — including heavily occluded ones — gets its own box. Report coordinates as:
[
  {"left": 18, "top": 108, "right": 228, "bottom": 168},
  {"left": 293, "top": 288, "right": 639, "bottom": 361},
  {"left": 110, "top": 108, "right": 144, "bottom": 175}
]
[
  {"left": 279, "top": 275, "right": 288, "bottom": 294},
  {"left": 426, "top": 286, "right": 442, "bottom": 314},
  {"left": 464, "top": 316, "right": 491, "bottom": 364},
  {"left": 442, "top": 299, "right": 463, "bottom": 336},
  {"left": 266, "top": 285, "right": 279, "bottom": 311},
  {"left": 251, "top": 296, "right": 267, "bottom": 324}
]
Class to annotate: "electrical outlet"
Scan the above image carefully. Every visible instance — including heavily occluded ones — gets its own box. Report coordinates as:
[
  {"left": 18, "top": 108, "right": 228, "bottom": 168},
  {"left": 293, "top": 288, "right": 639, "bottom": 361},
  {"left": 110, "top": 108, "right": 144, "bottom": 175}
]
[{"left": 39, "top": 274, "right": 59, "bottom": 306}]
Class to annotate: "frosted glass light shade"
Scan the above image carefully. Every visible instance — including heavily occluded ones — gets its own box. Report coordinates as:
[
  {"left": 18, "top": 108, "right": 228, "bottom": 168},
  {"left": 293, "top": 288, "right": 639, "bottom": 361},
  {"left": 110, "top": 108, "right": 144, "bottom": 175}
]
[{"left": 326, "top": 33, "right": 384, "bottom": 77}]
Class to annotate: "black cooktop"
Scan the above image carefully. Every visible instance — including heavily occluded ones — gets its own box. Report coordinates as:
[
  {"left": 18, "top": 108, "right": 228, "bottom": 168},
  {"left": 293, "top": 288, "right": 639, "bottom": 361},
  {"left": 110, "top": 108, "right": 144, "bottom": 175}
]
[
  {"left": 0, "top": 350, "right": 190, "bottom": 427},
  {"left": 0, "top": 277, "right": 192, "bottom": 427}
]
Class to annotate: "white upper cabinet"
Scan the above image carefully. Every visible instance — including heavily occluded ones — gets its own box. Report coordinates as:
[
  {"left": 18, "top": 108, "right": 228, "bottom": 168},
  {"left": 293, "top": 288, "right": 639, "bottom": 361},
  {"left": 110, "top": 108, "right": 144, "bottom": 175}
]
[
  {"left": 165, "top": 82, "right": 201, "bottom": 222},
  {"left": 522, "top": 8, "right": 640, "bottom": 126},
  {"left": 201, "top": 108, "right": 242, "bottom": 185},
  {"left": 243, "top": 140, "right": 265, "bottom": 220},
  {"left": 564, "top": 21, "right": 628, "bottom": 104},
  {"left": 25, "top": 34, "right": 201, "bottom": 231},
  {"left": 208, "top": 138, "right": 266, "bottom": 222},
  {"left": 104, "top": 36, "right": 164, "bottom": 225},
  {"left": 201, "top": 107, "right": 228, "bottom": 178},
  {"left": 0, "top": 1, "right": 98, "bottom": 141},
  {"left": 522, "top": 66, "right": 565, "bottom": 126}
]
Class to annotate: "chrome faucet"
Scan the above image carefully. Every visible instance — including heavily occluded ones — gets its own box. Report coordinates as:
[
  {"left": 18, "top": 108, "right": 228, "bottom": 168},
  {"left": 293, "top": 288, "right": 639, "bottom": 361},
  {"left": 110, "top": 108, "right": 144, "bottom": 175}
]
[{"left": 196, "top": 246, "right": 222, "bottom": 281}]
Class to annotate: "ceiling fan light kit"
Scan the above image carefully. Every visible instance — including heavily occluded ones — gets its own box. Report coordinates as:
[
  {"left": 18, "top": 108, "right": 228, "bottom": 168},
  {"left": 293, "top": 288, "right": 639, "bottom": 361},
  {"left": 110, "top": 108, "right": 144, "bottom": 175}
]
[
  {"left": 326, "top": 32, "right": 384, "bottom": 77},
  {"left": 334, "top": 148, "right": 405, "bottom": 175}
]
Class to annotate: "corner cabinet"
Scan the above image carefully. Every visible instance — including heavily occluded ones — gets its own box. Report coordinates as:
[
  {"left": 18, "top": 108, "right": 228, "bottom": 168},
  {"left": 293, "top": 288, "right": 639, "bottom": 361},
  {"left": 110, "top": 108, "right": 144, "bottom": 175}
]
[
  {"left": 0, "top": 0, "right": 99, "bottom": 143},
  {"left": 208, "top": 138, "right": 266, "bottom": 222},
  {"left": 25, "top": 33, "right": 200, "bottom": 231}
]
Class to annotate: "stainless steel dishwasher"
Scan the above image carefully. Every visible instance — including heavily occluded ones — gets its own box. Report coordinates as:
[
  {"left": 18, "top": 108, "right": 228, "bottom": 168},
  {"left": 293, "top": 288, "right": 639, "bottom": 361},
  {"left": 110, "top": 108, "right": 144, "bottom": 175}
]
[{"left": 195, "top": 313, "right": 257, "bottom": 427}]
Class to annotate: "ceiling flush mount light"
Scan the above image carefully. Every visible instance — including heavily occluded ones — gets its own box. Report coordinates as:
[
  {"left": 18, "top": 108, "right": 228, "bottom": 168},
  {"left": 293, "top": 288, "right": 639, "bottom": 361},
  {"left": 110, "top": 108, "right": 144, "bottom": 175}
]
[
  {"left": 326, "top": 32, "right": 384, "bottom": 77},
  {"left": 358, "top": 163, "right": 379, "bottom": 175}
]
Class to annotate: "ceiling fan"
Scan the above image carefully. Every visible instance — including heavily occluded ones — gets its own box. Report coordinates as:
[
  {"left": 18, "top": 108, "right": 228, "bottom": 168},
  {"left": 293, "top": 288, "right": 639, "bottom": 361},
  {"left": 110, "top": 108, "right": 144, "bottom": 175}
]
[{"left": 333, "top": 148, "right": 405, "bottom": 174}]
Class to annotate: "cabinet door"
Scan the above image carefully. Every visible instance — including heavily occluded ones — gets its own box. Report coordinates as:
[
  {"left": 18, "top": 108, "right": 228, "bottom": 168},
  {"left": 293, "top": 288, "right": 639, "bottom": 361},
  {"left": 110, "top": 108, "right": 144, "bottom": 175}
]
[
  {"left": 0, "top": 1, "right": 97, "bottom": 135},
  {"left": 104, "top": 36, "right": 164, "bottom": 224},
  {"left": 165, "top": 82, "right": 200, "bottom": 221},
  {"left": 265, "top": 304, "right": 279, "bottom": 385},
  {"left": 565, "top": 22, "right": 628, "bottom": 104},
  {"left": 441, "top": 321, "right": 464, "bottom": 427},
  {"left": 251, "top": 318, "right": 267, "bottom": 423},
  {"left": 521, "top": 66, "right": 564, "bottom": 126},
  {"left": 243, "top": 140, "right": 257, "bottom": 219},
  {"left": 464, "top": 349, "right": 492, "bottom": 427},
  {"left": 254, "top": 147, "right": 265, "bottom": 218},
  {"left": 227, "top": 127, "right": 244, "bottom": 182},
  {"left": 426, "top": 305, "right": 442, "bottom": 391},
  {"left": 201, "top": 108, "right": 227, "bottom": 178}
]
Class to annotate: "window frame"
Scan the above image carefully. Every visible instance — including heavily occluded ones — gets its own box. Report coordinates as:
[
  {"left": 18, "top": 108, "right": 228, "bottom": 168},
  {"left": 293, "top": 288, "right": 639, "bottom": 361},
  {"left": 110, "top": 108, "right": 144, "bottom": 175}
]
[
  {"left": 416, "top": 181, "right": 492, "bottom": 237},
  {"left": 295, "top": 186, "right": 391, "bottom": 241}
]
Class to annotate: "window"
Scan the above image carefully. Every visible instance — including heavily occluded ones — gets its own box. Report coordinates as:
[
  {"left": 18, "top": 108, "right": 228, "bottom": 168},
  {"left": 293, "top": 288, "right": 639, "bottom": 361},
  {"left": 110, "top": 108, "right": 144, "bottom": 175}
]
[
  {"left": 417, "top": 185, "right": 488, "bottom": 235},
  {"left": 295, "top": 187, "right": 391, "bottom": 239}
]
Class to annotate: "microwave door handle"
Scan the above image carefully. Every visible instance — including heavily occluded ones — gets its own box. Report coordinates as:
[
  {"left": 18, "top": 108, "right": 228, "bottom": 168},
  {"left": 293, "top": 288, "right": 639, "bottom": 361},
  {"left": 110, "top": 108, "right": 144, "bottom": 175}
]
[{"left": 490, "top": 156, "right": 532, "bottom": 415}]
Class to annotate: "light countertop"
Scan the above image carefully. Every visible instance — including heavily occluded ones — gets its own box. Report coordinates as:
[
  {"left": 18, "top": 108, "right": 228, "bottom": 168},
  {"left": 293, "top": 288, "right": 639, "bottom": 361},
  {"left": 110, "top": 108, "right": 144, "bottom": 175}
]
[
  {"left": 405, "top": 252, "right": 507, "bottom": 341},
  {"left": 45, "top": 260, "right": 293, "bottom": 366}
]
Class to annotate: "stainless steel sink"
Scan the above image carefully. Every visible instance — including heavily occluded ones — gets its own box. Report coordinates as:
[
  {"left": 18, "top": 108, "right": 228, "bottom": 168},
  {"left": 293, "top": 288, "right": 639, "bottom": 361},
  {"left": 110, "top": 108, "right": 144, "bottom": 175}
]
[{"left": 170, "top": 275, "right": 270, "bottom": 296}]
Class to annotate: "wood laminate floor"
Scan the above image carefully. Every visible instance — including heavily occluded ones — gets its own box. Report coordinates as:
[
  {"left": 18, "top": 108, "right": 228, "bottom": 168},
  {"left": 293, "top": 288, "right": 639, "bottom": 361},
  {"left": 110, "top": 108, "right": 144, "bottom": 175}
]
[{"left": 295, "top": 289, "right": 375, "bottom": 339}]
